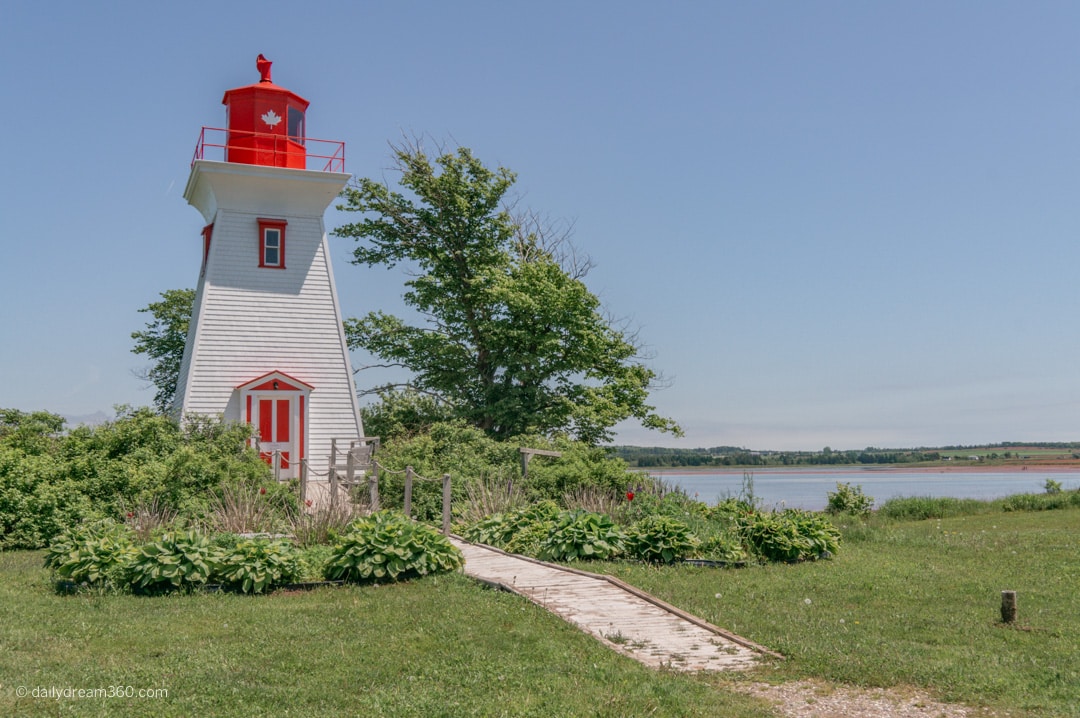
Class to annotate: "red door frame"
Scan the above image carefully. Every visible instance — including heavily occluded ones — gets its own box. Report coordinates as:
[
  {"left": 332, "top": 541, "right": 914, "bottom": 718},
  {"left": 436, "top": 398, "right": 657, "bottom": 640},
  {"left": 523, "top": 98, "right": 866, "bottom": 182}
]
[{"left": 237, "top": 371, "right": 312, "bottom": 479}]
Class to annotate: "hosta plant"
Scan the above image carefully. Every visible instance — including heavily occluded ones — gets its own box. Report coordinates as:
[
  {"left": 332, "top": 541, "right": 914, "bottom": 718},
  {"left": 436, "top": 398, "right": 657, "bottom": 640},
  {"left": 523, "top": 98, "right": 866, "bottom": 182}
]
[
  {"left": 625, "top": 515, "right": 699, "bottom": 564},
  {"left": 460, "top": 500, "right": 561, "bottom": 549},
  {"left": 215, "top": 538, "right": 304, "bottom": 594},
  {"left": 43, "top": 519, "right": 136, "bottom": 587},
  {"left": 324, "top": 511, "right": 463, "bottom": 583},
  {"left": 125, "top": 530, "right": 217, "bottom": 593},
  {"left": 538, "top": 509, "right": 626, "bottom": 562},
  {"left": 744, "top": 510, "right": 840, "bottom": 562}
]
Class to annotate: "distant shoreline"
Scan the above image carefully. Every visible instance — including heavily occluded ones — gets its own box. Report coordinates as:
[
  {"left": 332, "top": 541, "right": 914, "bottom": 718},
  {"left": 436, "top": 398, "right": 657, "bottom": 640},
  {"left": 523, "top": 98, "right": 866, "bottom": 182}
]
[{"left": 642, "top": 462, "right": 1080, "bottom": 475}]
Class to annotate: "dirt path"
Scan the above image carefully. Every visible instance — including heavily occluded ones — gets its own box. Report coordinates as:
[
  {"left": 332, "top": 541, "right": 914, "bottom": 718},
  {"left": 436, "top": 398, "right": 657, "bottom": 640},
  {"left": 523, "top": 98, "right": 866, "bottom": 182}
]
[{"left": 729, "top": 680, "right": 988, "bottom": 718}]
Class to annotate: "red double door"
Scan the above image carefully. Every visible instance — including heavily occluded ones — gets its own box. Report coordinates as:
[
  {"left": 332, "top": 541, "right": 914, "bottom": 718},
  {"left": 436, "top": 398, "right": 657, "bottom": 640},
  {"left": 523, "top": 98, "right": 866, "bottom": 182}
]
[
  {"left": 239, "top": 372, "right": 311, "bottom": 481},
  {"left": 257, "top": 396, "right": 295, "bottom": 476}
]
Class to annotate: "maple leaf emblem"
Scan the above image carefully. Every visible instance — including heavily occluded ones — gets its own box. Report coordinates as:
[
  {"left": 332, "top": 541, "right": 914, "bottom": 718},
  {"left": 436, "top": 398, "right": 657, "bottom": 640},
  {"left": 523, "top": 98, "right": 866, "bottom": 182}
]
[{"left": 261, "top": 109, "right": 282, "bottom": 128}]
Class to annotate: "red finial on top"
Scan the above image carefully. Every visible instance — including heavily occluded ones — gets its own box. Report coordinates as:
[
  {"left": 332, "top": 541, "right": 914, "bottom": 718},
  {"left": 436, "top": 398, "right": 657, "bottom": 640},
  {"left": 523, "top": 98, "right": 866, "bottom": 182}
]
[{"left": 257, "top": 54, "right": 273, "bottom": 83}]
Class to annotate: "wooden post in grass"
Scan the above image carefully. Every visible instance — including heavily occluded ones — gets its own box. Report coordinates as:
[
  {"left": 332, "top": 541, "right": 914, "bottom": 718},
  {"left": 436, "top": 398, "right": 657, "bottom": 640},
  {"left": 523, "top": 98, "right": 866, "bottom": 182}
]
[
  {"left": 1001, "top": 590, "right": 1017, "bottom": 623},
  {"left": 442, "top": 474, "right": 452, "bottom": 535},
  {"left": 404, "top": 466, "right": 414, "bottom": 518}
]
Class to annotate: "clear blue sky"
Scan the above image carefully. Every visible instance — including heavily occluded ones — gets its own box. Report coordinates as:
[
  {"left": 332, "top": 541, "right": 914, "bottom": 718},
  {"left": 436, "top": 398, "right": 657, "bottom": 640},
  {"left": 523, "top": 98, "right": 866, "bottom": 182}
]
[{"left": 3, "top": 1, "right": 1079, "bottom": 451}]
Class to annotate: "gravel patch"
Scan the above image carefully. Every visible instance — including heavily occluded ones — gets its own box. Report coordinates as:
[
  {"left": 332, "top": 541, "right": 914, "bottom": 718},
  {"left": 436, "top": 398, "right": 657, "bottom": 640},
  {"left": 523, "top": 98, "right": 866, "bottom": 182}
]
[{"left": 730, "top": 680, "right": 985, "bottom": 718}]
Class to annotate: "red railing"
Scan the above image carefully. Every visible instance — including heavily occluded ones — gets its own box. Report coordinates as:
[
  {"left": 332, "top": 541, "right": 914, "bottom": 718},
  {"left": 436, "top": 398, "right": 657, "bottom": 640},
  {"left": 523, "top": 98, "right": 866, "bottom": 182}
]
[{"left": 191, "top": 127, "right": 346, "bottom": 173}]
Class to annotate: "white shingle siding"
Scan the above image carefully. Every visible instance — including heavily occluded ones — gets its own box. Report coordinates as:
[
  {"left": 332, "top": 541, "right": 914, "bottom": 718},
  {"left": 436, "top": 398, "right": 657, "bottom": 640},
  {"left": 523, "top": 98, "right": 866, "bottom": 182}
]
[{"left": 175, "top": 161, "right": 363, "bottom": 478}]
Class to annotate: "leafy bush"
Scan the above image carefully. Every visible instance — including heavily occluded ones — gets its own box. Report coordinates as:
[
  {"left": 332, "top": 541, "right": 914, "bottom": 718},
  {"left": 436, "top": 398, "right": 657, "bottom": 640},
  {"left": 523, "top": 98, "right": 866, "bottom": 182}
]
[
  {"left": 215, "top": 538, "right": 303, "bottom": 594},
  {"left": 459, "top": 500, "right": 561, "bottom": 550},
  {"left": 826, "top": 482, "right": 874, "bottom": 515},
  {"left": 695, "top": 532, "right": 749, "bottom": 564},
  {"left": 744, "top": 510, "right": 839, "bottom": 562},
  {"left": 324, "top": 511, "right": 463, "bottom": 583},
  {"left": 625, "top": 515, "right": 699, "bottom": 564},
  {"left": 43, "top": 519, "right": 135, "bottom": 587},
  {"left": 538, "top": 509, "right": 625, "bottom": 562},
  {"left": 0, "top": 407, "right": 272, "bottom": 549},
  {"left": 1044, "top": 478, "right": 1063, "bottom": 495},
  {"left": 125, "top": 530, "right": 217, "bottom": 593}
]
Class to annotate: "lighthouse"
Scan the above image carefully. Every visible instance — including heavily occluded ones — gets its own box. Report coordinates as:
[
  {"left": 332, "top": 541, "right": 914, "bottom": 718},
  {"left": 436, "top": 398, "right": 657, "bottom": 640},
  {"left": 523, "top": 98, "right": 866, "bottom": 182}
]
[{"left": 174, "top": 56, "right": 364, "bottom": 498}]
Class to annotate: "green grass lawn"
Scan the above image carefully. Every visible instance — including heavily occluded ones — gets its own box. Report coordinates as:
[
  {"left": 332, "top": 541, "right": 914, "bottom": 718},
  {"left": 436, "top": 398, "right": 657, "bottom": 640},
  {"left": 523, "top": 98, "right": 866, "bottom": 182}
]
[
  {"left": 3, "top": 507, "right": 1078, "bottom": 717},
  {"left": 0, "top": 550, "right": 770, "bottom": 718},
  {"left": 594, "top": 508, "right": 1080, "bottom": 717}
]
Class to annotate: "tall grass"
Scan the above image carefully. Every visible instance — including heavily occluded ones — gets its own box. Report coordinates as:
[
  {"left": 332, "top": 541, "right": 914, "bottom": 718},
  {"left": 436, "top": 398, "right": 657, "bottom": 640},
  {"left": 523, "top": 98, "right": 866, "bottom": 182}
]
[{"left": 878, "top": 490, "right": 1080, "bottom": 521}]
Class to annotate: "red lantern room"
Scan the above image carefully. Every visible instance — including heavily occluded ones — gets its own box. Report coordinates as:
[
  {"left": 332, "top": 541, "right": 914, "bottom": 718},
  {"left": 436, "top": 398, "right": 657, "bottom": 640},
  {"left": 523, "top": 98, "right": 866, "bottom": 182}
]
[{"left": 222, "top": 55, "right": 309, "bottom": 169}]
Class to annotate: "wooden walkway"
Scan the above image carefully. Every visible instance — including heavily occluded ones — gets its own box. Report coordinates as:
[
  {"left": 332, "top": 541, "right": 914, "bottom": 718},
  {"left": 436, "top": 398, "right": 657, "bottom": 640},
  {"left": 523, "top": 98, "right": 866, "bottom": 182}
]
[{"left": 451, "top": 538, "right": 780, "bottom": 672}]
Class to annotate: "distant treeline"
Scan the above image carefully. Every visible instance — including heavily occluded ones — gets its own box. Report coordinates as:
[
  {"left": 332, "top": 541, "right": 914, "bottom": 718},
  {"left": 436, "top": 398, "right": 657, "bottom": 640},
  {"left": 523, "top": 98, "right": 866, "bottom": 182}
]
[{"left": 609, "top": 442, "right": 1080, "bottom": 468}]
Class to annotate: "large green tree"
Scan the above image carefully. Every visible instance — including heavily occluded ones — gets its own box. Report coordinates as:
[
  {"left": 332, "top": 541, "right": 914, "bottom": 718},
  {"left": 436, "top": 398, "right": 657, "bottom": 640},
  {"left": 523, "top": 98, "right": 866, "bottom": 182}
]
[
  {"left": 131, "top": 288, "right": 195, "bottom": 413},
  {"left": 335, "top": 144, "right": 680, "bottom": 444}
]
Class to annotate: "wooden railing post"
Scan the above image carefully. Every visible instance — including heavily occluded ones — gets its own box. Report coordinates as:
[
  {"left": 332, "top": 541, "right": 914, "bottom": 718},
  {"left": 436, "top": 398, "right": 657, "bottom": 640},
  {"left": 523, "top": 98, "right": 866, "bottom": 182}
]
[
  {"left": 328, "top": 440, "right": 338, "bottom": 510},
  {"left": 441, "top": 473, "right": 452, "bottom": 535},
  {"left": 299, "top": 459, "right": 307, "bottom": 506},
  {"left": 404, "top": 466, "right": 414, "bottom": 518},
  {"left": 273, "top": 451, "right": 281, "bottom": 483},
  {"left": 369, "top": 460, "right": 380, "bottom": 512}
]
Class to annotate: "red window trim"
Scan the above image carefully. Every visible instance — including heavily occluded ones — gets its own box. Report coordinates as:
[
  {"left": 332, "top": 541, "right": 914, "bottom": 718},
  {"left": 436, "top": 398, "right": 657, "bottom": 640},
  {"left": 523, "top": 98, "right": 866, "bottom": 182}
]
[{"left": 258, "top": 218, "right": 288, "bottom": 269}]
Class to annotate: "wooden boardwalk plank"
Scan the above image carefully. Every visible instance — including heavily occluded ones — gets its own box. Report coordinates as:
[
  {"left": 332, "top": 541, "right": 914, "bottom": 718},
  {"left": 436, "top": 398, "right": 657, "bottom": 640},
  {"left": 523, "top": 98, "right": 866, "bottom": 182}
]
[{"left": 451, "top": 538, "right": 780, "bottom": 672}]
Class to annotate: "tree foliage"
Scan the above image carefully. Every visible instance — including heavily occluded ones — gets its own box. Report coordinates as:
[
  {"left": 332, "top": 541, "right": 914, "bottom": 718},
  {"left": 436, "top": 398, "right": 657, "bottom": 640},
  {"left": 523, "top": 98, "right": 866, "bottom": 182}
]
[
  {"left": 335, "top": 144, "right": 680, "bottom": 444},
  {"left": 131, "top": 288, "right": 195, "bottom": 413}
]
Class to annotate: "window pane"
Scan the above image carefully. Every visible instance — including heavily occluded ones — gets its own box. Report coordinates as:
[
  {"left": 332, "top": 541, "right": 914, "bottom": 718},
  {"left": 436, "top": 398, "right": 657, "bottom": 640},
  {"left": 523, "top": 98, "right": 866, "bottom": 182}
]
[
  {"left": 264, "top": 246, "right": 279, "bottom": 265},
  {"left": 288, "top": 107, "right": 305, "bottom": 145}
]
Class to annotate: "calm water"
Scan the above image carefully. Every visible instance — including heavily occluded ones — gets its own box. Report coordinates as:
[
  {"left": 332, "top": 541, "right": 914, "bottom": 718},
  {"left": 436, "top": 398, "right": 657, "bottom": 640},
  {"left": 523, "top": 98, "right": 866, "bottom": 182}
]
[{"left": 651, "top": 469, "right": 1080, "bottom": 511}]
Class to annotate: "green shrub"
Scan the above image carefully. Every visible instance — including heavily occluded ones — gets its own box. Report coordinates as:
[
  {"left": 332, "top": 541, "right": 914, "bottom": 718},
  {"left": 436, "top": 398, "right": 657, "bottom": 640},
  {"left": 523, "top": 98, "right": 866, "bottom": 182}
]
[
  {"left": 1044, "top": 478, "right": 1063, "bottom": 495},
  {"left": 694, "top": 532, "right": 749, "bottom": 563},
  {"left": 744, "top": 510, "right": 839, "bottom": 562},
  {"left": 826, "top": 482, "right": 874, "bottom": 515},
  {"left": 43, "top": 519, "right": 135, "bottom": 587},
  {"left": 538, "top": 509, "right": 625, "bottom": 562},
  {"left": 625, "top": 515, "right": 699, "bottom": 564},
  {"left": 215, "top": 538, "right": 303, "bottom": 594},
  {"left": 460, "top": 500, "right": 561, "bottom": 550},
  {"left": 125, "top": 530, "right": 217, "bottom": 593},
  {"left": 324, "top": 511, "right": 463, "bottom": 583},
  {"left": 0, "top": 407, "right": 272, "bottom": 549}
]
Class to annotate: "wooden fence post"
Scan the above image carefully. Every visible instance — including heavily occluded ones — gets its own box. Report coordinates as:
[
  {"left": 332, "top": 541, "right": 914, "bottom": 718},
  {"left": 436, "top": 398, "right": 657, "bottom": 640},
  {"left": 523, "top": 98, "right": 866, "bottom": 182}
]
[
  {"left": 299, "top": 460, "right": 307, "bottom": 506},
  {"left": 369, "top": 462, "right": 380, "bottom": 512},
  {"left": 1001, "top": 590, "right": 1017, "bottom": 623},
  {"left": 273, "top": 451, "right": 281, "bottom": 483},
  {"left": 328, "top": 440, "right": 338, "bottom": 510},
  {"left": 442, "top": 473, "right": 451, "bottom": 535},
  {"left": 404, "top": 466, "right": 414, "bottom": 518}
]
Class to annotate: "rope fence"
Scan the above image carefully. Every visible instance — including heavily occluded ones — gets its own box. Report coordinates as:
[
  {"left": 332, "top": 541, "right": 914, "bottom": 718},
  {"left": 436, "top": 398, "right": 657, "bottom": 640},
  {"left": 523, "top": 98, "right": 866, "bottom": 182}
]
[{"left": 262, "top": 440, "right": 452, "bottom": 535}]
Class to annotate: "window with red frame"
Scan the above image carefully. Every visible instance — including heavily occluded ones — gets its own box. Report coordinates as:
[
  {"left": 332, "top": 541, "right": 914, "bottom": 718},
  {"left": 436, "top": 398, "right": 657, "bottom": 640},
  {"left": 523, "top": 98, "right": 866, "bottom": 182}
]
[{"left": 258, "top": 218, "right": 287, "bottom": 269}]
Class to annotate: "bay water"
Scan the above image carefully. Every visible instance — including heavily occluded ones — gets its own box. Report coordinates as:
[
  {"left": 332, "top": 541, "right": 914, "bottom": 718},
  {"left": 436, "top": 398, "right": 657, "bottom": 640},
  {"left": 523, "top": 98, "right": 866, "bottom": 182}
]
[{"left": 650, "top": 468, "right": 1080, "bottom": 511}]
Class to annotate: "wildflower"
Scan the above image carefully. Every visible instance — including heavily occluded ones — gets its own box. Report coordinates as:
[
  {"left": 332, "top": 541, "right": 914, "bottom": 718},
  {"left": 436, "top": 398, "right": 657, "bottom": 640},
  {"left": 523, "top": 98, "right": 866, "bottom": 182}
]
[
  {"left": 126, "top": 512, "right": 134, "bottom": 519},
  {"left": 804, "top": 598, "right": 812, "bottom": 605},
  {"left": 305, "top": 499, "right": 313, "bottom": 507},
  {"left": 626, "top": 491, "right": 635, "bottom": 501},
  {"left": 259, "top": 487, "right": 267, "bottom": 495}
]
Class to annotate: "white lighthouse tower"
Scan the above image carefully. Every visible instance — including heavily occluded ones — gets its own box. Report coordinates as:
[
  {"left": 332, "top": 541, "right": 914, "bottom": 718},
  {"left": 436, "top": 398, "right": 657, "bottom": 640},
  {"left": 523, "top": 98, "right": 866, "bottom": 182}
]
[{"left": 174, "top": 56, "right": 364, "bottom": 497}]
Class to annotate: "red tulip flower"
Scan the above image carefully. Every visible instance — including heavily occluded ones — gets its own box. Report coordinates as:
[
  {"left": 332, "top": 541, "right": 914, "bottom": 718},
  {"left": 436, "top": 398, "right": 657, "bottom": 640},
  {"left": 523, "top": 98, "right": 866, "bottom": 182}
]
[
  {"left": 259, "top": 487, "right": 267, "bottom": 495},
  {"left": 626, "top": 491, "right": 635, "bottom": 501}
]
